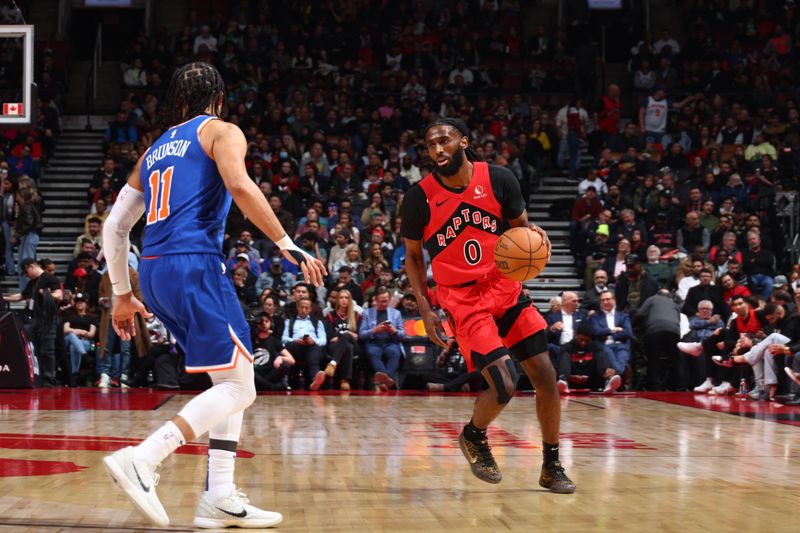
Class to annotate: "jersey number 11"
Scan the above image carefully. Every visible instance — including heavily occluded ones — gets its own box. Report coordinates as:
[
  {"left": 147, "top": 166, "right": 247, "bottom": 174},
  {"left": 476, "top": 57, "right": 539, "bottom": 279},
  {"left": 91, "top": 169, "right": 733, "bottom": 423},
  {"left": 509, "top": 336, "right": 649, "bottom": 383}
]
[{"left": 146, "top": 166, "right": 174, "bottom": 224}]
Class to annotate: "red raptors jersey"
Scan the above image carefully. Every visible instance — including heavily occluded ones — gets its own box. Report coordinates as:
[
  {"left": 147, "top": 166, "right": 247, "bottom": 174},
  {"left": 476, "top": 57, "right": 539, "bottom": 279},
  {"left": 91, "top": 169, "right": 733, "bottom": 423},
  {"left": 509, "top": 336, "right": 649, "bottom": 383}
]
[{"left": 418, "top": 162, "right": 504, "bottom": 286}]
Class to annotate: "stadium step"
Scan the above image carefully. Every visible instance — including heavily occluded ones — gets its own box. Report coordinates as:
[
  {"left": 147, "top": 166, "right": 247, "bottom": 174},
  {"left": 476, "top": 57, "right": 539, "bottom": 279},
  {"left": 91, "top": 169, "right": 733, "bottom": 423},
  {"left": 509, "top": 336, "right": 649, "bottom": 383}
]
[
  {"left": 523, "top": 163, "right": 585, "bottom": 303},
  {"left": 0, "top": 121, "right": 105, "bottom": 296}
]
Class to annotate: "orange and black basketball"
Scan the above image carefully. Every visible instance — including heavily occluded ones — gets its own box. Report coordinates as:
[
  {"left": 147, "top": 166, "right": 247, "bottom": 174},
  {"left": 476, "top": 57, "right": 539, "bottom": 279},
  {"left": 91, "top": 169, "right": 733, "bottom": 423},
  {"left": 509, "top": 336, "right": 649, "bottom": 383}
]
[{"left": 493, "top": 227, "right": 549, "bottom": 282}]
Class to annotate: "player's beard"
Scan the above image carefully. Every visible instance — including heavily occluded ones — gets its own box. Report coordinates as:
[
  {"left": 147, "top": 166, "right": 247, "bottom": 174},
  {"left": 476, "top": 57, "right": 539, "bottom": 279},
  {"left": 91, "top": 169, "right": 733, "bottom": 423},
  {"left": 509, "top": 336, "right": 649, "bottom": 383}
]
[{"left": 437, "top": 146, "right": 465, "bottom": 178}]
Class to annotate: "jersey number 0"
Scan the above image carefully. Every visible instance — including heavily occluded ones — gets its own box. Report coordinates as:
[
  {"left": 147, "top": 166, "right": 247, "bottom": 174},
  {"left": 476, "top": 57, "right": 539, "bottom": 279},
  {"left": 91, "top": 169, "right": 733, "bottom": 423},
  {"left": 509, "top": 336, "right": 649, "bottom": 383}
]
[{"left": 146, "top": 166, "right": 174, "bottom": 224}]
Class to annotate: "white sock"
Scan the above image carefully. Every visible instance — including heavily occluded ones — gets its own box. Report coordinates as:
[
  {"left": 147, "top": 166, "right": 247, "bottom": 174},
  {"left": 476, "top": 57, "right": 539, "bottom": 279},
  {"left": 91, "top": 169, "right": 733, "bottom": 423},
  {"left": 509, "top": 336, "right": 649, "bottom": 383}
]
[
  {"left": 206, "top": 448, "right": 236, "bottom": 503},
  {"left": 133, "top": 421, "right": 186, "bottom": 466},
  {"left": 702, "top": 377, "right": 712, "bottom": 385}
]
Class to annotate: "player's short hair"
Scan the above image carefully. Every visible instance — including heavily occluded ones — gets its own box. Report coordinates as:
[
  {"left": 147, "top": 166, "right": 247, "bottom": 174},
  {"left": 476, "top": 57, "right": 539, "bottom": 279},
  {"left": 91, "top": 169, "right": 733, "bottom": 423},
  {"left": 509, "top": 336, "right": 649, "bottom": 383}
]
[
  {"left": 161, "top": 62, "right": 225, "bottom": 128},
  {"left": 576, "top": 323, "right": 594, "bottom": 337}
]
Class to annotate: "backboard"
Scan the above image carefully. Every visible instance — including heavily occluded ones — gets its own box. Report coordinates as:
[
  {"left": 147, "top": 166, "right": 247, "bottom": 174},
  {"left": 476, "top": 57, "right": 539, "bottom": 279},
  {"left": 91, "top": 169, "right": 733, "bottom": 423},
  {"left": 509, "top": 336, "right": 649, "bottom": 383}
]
[{"left": 0, "top": 24, "right": 33, "bottom": 127}]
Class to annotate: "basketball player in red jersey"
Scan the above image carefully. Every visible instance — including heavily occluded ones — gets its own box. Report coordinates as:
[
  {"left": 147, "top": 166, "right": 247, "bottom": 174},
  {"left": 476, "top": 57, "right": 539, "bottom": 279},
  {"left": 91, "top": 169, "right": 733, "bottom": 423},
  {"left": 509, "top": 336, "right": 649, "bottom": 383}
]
[{"left": 401, "top": 118, "right": 575, "bottom": 493}]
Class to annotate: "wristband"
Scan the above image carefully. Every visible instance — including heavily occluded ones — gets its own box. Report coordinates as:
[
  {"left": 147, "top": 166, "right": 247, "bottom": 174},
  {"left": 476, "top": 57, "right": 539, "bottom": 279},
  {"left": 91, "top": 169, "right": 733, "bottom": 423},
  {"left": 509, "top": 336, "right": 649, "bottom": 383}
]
[
  {"left": 275, "top": 233, "right": 310, "bottom": 265},
  {"left": 276, "top": 234, "right": 295, "bottom": 250}
]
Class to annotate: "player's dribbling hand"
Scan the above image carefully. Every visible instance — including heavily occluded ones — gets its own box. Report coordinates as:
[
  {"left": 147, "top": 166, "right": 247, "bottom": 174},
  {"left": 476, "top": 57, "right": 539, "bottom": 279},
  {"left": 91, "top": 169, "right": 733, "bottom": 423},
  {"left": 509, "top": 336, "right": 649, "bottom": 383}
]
[
  {"left": 421, "top": 309, "right": 447, "bottom": 348},
  {"left": 111, "top": 293, "right": 153, "bottom": 341},
  {"left": 529, "top": 223, "right": 552, "bottom": 262}
]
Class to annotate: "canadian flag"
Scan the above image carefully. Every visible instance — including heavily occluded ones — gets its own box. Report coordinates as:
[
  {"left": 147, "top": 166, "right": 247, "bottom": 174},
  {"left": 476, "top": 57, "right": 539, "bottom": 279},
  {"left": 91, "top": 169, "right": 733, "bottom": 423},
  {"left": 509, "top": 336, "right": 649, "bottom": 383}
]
[{"left": 3, "top": 103, "right": 23, "bottom": 116}]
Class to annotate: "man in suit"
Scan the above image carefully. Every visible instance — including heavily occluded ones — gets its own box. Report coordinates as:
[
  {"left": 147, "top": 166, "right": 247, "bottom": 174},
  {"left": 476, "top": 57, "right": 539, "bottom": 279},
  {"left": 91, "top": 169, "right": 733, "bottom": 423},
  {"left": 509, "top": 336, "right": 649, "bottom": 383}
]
[
  {"left": 546, "top": 291, "right": 587, "bottom": 366},
  {"left": 682, "top": 268, "right": 729, "bottom": 319},
  {"left": 358, "top": 287, "right": 405, "bottom": 389},
  {"left": 590, "top": 291, "right": 633, "bottom": 375}
]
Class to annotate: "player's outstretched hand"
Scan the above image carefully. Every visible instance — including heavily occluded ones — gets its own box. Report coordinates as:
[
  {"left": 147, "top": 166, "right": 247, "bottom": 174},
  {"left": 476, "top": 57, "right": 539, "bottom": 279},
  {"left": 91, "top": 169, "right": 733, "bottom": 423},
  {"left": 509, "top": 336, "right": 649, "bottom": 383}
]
[
  {"left": 421, "top": 309, "right": 447, "bottom": 348},
  {"left": 111, "top": 292, "right": 153, "bottom": 341},
  {"left": 529, "top": 223, "right": 552, "bottom": 262},
  {"left": 282, "top": 248, "right": 328, "bottom": 287}
]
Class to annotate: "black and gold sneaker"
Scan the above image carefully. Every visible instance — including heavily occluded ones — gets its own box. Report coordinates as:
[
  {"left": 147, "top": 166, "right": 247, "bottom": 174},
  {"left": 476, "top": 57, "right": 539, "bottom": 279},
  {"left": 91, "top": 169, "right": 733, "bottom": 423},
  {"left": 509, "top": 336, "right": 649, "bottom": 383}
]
[
  {"left": 458, "top": 428, "right": 502, "bottom": 484},
  {"left": 539, "top": 461, "right": 576, "bottom": 493}
]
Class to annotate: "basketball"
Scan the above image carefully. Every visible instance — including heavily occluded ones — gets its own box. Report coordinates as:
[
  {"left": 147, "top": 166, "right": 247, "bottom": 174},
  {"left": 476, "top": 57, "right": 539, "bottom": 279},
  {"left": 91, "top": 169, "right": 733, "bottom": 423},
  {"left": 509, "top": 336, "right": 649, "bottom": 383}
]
[{"left": 493, "top": 227, "right": 549, "bottom": 282}]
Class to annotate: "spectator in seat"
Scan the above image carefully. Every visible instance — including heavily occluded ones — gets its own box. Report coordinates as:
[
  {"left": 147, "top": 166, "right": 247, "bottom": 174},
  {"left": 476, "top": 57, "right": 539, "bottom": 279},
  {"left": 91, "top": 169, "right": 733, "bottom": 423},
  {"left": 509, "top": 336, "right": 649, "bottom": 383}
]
[
  {"left": 323, "top": 289, "right": 360, "bottom": 391},
  {"left": 590, "top": 291, "right": 633, "bottom": 376},
  {"left": 232, "top": 267, "right": 258, "bottom": 311},
  {"left": 104, "top": 110, "right": 137, "bottom": 146},
  {"left": 709, "top": 232, "right": 742, "bottom": 264},
  {"left": 546, "top": 291, "right": 587, "bottom": 366},
  {"left": 256, "top": 256, "right": 296, "bottom": 297},
  {"left": 252, "top": 313, "right": 294, "bottom": 391},
  {"left": 578, "top": 169, "right": 608, "bottom": 197},
  {"left": 611, "top": 208, "right": 648, "bottom": 247},
  {"left": 643, "top": 245, "right": 671, "bottom": 287},
  {"left": 556, "top": 323, "right": 622, "bottom": 395},
  {"left": 601, "top": 238, "right": 630, "bottom": 284},
  {"left": 682, "top": 268, "right": 729, "bottom": 319},
  {"left": 73, "top": 216, "right": 103, "bottom": 257},
  {"left": 694, "top": 296, "right": 769, "bottom": 395},
  {"left": 676, "top": 211, "right": 710, "bottom": 254},
  {"left": 336, "top": 265, "right": 364, "bottom": 305},
  {"left": 725, "top": 259, "right": 749, "bottom": 289},
  {"left": 398, "top": 293, "right": 419, "bottom": 318},
  {"left": 677, "top": 259, "right": 704, "bottom": 302},
  {"left": 583, "top": 269, "right": 610, "bottom": 314},
  {"left": 742, "top": 231, "right": 775, "bottom": 298},
  {"left": 62, "top": 292, "right": 97, "bottom": 387},
  {"left": 358, "top": 287, "right": 405, "bottom": 391},
  {"left": 570, "top": 186, "right": 603, "bottom": 245},
  {"left": 87, "top": 198, "right": 109, "bottom": 230},
  {"left": 225, "top": 240, "right": 261, "bottom": 275},
  {"left": 615, "top": 254, "right": 659, "bottom": 313},
  {"left": 327, "top": 228, "right": 351, "bottom": 273},
  {"left": 634, "top": 289, "right": 684, "bottom": 391},
  {"left": 226, "top": 231, "right": 263, "bottom": 261},
  {"left": 260, "top": 294, "right": 285, "bottom": 342},
  {"left": 726, "top": 302, "right": 790, "bottom": 401},
  {"left": 678, "top": 300, "right": 722, "bottom": 358},
  {"left": 89, "top": 158, "right": 123, "bottom": 204},
  {"left": 282, "top": 297, "right": 327, "bottom": 391}
]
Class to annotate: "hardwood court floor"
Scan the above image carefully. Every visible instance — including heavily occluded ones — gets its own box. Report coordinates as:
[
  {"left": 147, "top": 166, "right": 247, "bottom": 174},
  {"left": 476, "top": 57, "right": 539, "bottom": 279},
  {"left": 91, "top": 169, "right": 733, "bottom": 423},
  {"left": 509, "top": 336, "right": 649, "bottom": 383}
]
[{"left": 0, "top": 389, "right": 798, "bottom": 532}]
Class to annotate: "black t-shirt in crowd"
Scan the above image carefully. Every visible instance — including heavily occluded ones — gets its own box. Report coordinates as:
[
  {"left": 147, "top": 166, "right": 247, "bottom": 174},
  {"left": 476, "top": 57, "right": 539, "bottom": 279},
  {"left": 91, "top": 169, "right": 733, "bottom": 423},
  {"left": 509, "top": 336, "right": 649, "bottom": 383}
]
[
  {"left": 64, "top": 311, "right": 98, "bottom": 333},
  {"left": 21, "top": 272, "right": 61, "bottom": 317},
  {"left": 400, "top": 164, "right": 525, "bottom": 241},
  {"left": 253, "top": 334, "right": 284, "bottom": 358}
]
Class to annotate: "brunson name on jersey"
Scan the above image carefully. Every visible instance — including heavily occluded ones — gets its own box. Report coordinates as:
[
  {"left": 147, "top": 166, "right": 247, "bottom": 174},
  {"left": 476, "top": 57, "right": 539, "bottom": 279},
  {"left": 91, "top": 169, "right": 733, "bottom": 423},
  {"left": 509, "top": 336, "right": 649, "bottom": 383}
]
[{"left": 145, "top": 139, "right": 192, "bottom": 170}]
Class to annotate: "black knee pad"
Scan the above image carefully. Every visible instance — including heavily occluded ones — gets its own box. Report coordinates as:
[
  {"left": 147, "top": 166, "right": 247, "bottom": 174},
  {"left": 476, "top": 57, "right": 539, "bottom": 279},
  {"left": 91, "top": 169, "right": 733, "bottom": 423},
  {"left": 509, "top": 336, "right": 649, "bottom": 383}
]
[{"left": 487, "top": 359, "right": 519, "bottom": 405}]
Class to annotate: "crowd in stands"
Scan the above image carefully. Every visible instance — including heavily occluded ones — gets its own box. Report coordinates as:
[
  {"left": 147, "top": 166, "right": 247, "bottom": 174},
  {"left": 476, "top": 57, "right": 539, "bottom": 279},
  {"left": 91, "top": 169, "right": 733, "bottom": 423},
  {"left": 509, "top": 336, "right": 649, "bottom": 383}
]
[
  {"left": 2, "top": 1, "right": 800, "bottom": 404},
  {"left": 561, "top": 0, "right": 800, "bottom": 404}
]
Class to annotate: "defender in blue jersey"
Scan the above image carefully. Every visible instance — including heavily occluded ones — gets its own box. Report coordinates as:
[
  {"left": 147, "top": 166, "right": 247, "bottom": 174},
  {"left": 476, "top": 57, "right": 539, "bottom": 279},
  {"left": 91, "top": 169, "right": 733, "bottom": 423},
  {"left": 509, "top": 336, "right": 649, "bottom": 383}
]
[{"left": 100, "top": 63, "right": 326, "bottom": 529}]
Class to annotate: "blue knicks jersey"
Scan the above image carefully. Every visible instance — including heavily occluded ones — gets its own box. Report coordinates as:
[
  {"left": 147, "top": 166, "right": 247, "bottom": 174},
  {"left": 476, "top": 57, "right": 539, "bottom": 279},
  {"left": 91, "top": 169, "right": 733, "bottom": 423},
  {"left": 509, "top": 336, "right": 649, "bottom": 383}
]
[{"left": 140, "top": 114, "right": 230, "bottom": 257}]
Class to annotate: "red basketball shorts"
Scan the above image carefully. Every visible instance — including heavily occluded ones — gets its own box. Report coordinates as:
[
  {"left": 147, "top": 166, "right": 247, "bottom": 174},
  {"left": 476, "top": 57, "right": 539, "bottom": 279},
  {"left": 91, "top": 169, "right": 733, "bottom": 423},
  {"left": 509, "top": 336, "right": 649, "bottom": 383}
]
[{"left": 437, "top": 274, "right": 548, "bottom": 372}]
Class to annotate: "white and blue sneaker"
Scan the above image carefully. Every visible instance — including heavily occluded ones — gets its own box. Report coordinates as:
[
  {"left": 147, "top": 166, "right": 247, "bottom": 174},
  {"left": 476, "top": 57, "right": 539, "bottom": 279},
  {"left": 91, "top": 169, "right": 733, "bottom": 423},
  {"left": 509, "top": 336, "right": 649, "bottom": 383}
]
[
  {"left": 193, "top": 486, "right": 283, "bottom": 529},
  {"left": 102, "top": 446, "right": 169, "bottom": 527}
]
